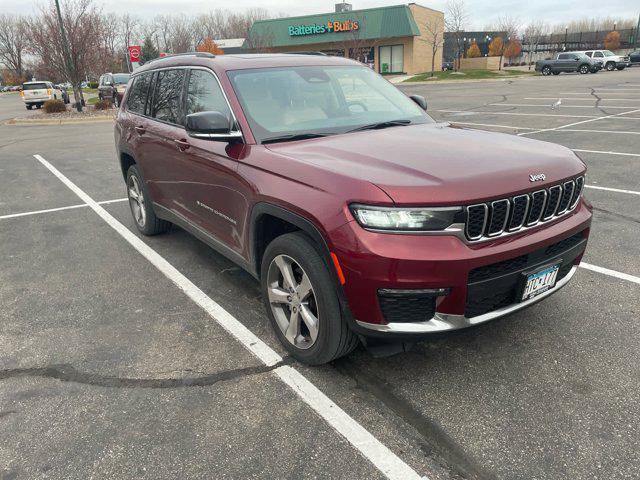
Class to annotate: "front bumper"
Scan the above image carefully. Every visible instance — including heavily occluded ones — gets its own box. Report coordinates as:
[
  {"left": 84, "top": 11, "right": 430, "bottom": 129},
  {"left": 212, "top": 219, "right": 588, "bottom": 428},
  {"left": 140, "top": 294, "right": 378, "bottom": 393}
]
[{"left": 334, "top": 200, "right": 592, "bottom": 338}]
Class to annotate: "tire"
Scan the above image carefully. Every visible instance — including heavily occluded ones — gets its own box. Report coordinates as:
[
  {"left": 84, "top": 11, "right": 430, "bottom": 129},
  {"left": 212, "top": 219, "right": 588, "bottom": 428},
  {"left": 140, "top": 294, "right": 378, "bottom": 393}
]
[
  {"left": 261, "top": 232, "right": 358, "bottom": 365},
  {"left": 36, "top": 104, "right": 42, "bottom": 109},
  {"left": 126, "top": 165, "right": 170, "bottom": 235},
  {"left": 26, "top": 105, "right": 32, "bottom": 110},
  {"left": 542, "top": 66, "right": 551, "bottom": 76},
  {"left": 616, "top": 66, "right": 625, "bottom": 71},
  {"left": 579, "top": 64, "right": 589, "bottom": 74},
  {"left": 553, "top": 71, "right": 560, "bottom": 75},
  {"left": 605, "top": 62, "right": 616, "bottom": 71}
]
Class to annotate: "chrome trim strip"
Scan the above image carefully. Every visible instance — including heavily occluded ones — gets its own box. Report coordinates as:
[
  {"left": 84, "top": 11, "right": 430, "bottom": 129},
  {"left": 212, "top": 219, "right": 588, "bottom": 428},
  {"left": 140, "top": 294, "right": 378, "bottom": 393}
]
[
  {"left": 355, "top": 266, "right": 578, "bottom": 333},
  {"left": 465, "top": 204, "right": 488, "bottom": 240},
  {"left": 507, "top": 194, "right": 530, "bottom": 232}
]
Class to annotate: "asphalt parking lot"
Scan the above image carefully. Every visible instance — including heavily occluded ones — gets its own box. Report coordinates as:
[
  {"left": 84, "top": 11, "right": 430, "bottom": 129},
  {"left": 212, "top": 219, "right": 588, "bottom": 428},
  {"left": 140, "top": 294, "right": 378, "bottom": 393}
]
[{"left": 1, "top": 68, "right": 639, "bottom": 480}]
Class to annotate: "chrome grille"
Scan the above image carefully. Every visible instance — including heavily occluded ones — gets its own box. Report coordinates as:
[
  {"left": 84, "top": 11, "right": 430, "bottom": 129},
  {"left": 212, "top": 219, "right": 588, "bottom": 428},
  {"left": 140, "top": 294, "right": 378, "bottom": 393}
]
[{"left": 464, "top": 176, "right": 585, "bottom": 242}]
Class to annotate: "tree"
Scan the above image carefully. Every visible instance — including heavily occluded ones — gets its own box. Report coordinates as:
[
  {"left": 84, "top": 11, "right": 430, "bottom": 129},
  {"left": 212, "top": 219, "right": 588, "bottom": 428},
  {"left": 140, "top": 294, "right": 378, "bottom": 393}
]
[
  {"left": 445, "top": 0, "right": 469, "bottom": 71},
  {"left": 504, "top": 40, "right": 522, "bottom": 64},
  {"left": 0, "top": 14, "right": 27, "bottom": 80},
  {"left": 419, "top": 16, "right": 445, "bottom": 77},
  {"left": 27, "top": 0, "right": 105, "bottom": 111},
  {"left": 467, "top": 42, "right": 481, "bottom": 58},
  {"left": 196, "top": 37, "right": 224, "bottom": 55},
  {"left": 523, "top": 20, "right": 549, "bottom": 70},
  {"left": 488, "top": 36, "right": 506, "bottom": 69},
  {"left": 604, "top": 31, "right": 621, "bottom": 50},
  {"left": 140, "top": 36, "right": 159, "bottom": 64}
]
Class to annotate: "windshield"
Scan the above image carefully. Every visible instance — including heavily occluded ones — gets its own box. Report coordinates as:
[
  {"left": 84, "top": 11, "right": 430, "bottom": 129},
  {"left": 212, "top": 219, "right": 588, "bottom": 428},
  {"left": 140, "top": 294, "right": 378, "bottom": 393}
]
[
  {"left": 228, "top": 65, "right": 432, "bottom": 143},
  {"left": 23, "top": 83, "right": 47, "bottom": 90},
  {"left": 113, "top": 74, "right": 130, "bottom": 84},
  {"left": 603, "top": 51, "right": 615, "bottom": 57}
]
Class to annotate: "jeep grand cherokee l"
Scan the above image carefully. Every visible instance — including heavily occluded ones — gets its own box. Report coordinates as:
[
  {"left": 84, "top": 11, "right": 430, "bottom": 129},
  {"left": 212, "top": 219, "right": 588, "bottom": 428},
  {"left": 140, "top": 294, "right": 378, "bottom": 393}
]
[{"left": 115, "top": 53, "right": 592, "bottom": 365}]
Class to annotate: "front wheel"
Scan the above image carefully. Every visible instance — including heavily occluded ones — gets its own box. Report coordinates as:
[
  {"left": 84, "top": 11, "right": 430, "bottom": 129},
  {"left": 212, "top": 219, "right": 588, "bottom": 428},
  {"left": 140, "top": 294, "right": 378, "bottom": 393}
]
[
  {"left": 26, "top": 105, "right": 32, "bottom": 110},
  {"left": 553, "top": 71, "right": 560, "bottom": 75},
  {"left": 579, "top": 64, "right": 589, "bottom": 74},
  {"left": 261, "top": 232, "right": 358, "bottom": 364},
  {"left": 542, "top": 66, "right": 551, "bottom": 76},
  {"left": 616, "top": 66, "right": 625, "bottom": 71},
  {"left": 605, "top": 62, "right": 616, "bottom": 71}
]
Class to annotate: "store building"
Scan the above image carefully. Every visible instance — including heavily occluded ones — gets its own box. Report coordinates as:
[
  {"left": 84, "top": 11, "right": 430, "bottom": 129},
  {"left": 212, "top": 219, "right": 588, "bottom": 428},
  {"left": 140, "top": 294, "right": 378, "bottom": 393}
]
[{"left": 244, "top": 3, "right": 444, "bottom": 75}]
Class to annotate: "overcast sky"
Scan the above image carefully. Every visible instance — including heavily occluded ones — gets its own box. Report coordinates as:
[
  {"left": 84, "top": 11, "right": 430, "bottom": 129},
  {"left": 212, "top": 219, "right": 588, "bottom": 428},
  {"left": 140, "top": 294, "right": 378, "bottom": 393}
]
[{"left": 3, "top": 0, "right": 638, "bottom": 30}]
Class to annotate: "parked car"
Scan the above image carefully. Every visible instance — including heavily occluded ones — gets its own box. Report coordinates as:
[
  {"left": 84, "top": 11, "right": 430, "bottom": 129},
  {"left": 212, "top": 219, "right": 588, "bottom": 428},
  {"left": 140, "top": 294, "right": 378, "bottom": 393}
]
[
  {"left": 442, "top": 61, "right": 454, "bottom": 71},
  {"left": 535, "top": 52, "right": 600, "bottom": 75},
  {"left": 20, "top": 81, "right": 63, "bottom": 110},
  {"left": 98, "top": 73, "right": 130, "bottom": 107},
  {"left": 115, "top": 53, "right": 592, "bottom": 364},
  {"left": 580, "top": 50, "right": 630, "bottom": 70},
  {"left": 629, "top": 51, "right": 640, "bottom": 66}
]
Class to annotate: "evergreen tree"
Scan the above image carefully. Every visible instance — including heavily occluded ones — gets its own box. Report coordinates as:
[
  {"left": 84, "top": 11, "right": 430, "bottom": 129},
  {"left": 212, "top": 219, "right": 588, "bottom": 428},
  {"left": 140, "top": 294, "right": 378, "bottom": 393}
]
[{"left": 139, "top": 36, "right": 159, "bottom": 65}]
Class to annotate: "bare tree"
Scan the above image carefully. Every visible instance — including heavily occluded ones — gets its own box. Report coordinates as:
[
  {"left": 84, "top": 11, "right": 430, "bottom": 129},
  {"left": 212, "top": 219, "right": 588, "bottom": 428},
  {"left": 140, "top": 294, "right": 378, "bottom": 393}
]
[
  {"left": 0, "top": 14, "right": 27, "bottom": 80},
  {"left": 169, "top": 14, "right": 194, "bottom": 53},
  {"left": 496, "top": 15, "right": 521, "bottom": 40},
  {"left": 420, "top": 16, "right": 445, "bottom": 77},
  {"left": 445, "top": 0, "right": 469, "bottom": 70},
  {"left": 27, "top": 0, "right": 105, "bottom": 109},
  {"left": 523, "top": 20, "right": 549, "bottom": 69}
]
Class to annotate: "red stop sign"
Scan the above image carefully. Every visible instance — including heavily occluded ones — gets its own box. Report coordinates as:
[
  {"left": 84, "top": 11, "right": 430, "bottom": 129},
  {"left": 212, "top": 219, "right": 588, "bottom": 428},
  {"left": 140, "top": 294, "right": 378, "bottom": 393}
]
[{"left": 128, "top": 45, "right": 141, "bottom": 62}]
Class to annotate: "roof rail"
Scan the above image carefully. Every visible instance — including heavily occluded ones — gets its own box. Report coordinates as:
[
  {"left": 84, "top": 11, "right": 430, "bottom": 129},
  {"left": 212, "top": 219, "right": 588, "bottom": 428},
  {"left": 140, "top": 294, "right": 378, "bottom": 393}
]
[
  {"left": 145, "top": 51, "right": 215, "bottom": 65},
  {"left": 281, "top": 51, "right": 327, "bottom": 56}
]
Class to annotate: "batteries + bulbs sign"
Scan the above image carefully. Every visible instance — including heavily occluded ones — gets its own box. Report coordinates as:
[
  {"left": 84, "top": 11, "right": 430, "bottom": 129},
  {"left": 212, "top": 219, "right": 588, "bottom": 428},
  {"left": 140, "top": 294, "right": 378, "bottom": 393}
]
[{"left": 288, "top": 20, "right": 360, "bottom": 37}]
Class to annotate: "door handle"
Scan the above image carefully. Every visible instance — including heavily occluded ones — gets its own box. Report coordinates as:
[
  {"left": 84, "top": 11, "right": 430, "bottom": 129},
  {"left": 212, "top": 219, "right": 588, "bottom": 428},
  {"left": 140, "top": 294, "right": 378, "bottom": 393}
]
[
  {"left": 134, "top": 125, "right": 146, "bottom": 135},
  {"left": 174, "top": 138, "right": 190, "bottom": 151}
]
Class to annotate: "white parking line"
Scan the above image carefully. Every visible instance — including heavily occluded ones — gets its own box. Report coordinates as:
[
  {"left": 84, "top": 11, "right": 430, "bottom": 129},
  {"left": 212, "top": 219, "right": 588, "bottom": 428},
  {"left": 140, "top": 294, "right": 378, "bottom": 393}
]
[
  {"left": 559, "top": 92, "right": 640, "bottom": 95},
  {"left": 517, "top": 108, "right": 640, "bottom": 136},
  {"left": 524, "top": 98, "right": 640, "bottom": 102},
  {"left": 0, "top": 198, "right": 127, "bottom": 220},
  {"left": 490, "top": 103, "right": 635, "bottom": 109},
  {"left": 436, "top": 109, "right": 599, "bottom": 119},
  {"left": 559, "top": 129, "right": 640, "bottom": 135},
  {"left": 32, "top": 154, "right": 424, "bottom": 480},
  {"left": 450, "top": 121, "right": 640, "bottom": 136},
  {"left": 580, "top": 263, "right": 640, "bottom": 285},
  {"left": 448, "top": 121, "right": 536, "bottom": 130},
  {"left": 572, "top": 149, "right": 640, "bottom": 157},
  {"left": 585, "top": 185, "right": 640, "bottom": 196}
]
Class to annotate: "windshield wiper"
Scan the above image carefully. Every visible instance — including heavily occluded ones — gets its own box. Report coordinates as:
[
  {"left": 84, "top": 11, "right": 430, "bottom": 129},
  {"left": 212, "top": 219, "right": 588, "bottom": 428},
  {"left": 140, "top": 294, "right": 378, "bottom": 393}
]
[
  {"left": 261, "top": 133, "right": 331, "bottom": 144},
  {"left": 346, "top": 119, "right": 412, "bottom": 133}
]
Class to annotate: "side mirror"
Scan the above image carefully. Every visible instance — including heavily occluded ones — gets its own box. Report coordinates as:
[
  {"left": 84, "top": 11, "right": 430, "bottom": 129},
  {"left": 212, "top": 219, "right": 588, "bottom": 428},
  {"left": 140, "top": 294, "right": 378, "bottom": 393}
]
[
  {"left": 186, "top": 111, "right": 242, "bottom": 141},
  {"left": 409, "top": 94, "right": 428, "bottom": 111}
]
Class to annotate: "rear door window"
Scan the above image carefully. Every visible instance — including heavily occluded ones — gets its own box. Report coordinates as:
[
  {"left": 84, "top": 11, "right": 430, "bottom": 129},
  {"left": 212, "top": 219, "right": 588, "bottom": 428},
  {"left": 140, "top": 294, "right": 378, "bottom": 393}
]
[
  {"left": 594, "top": 51, "right": 604, "bottom": 58},
  {"left": 126, "top": 73, "right": 151, "bottom": 115},
  {"left": 558, "top": 54, "right": 568, "bottom": 59},
  {"left": 150, "top": 69, "right": 186, "bottom": 125}
]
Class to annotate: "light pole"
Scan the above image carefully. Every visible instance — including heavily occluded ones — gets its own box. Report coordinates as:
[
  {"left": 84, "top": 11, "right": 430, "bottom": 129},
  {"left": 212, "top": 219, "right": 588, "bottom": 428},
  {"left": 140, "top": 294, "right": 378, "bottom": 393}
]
[{"left": 564, "top": 26, "right": 568, "bottom": 51}]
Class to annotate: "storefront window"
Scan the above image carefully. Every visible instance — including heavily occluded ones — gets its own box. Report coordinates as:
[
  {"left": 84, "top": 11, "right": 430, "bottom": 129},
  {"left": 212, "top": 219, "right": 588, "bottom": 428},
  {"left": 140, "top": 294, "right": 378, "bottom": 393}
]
[{"left": 379, "top": 45, "right": 404, "bottom": 73}]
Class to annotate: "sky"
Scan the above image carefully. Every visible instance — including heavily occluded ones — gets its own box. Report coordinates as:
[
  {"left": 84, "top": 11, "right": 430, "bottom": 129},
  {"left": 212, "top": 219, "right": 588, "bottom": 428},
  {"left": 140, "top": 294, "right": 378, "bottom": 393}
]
[{"left": 2, "top": 0, "right": 638, "bottom": 30}]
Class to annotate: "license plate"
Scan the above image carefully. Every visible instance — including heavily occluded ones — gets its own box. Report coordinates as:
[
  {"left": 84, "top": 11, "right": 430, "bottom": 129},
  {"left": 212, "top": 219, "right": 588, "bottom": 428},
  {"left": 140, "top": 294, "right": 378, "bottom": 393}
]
[{"left": 521, "top": 264, "right": 560, "bottom": 301}]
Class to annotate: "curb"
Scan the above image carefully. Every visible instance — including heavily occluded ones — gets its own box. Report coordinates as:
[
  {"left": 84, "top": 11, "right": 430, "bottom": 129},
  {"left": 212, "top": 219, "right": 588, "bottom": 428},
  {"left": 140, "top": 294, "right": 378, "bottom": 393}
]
[
  {"left": 6, "top": 116, "right": 115, "bottom": 126},
  {"left": 401, "top": 74, "right": 537, "bottom": 85}
]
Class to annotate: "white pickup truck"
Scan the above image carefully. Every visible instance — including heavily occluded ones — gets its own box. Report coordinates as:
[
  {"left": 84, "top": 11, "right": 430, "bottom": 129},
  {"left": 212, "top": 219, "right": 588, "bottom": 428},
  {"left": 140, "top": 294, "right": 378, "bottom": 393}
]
[{"left": 578, "top": 50, "right": 630, "bottom": 71}]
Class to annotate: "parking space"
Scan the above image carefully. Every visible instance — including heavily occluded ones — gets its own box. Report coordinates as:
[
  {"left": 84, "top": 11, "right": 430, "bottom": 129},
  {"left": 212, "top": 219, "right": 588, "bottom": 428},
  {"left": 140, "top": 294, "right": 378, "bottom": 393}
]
[{"left": 1, "top": 68, "right": 640, "bottom": 480}]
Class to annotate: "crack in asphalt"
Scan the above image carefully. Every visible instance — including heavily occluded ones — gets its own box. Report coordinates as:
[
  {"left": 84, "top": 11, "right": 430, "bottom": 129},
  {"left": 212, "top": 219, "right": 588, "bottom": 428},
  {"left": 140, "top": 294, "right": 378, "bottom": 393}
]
[
  {"left": 0, "top": 359, "right": 293, "bottom": 389},
  {"left": 592, "top": 206, "right": 640, "bottom": 225},
  {"left": 333, "top": 359, "right": 495, "bottom": 480}
]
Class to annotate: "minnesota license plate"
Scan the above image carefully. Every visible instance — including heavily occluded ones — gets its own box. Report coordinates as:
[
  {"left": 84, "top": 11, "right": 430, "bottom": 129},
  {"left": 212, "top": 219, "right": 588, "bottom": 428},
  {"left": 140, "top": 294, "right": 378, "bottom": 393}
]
[{"left": 521, "top": 264, "right": 560, "bottom": 301}]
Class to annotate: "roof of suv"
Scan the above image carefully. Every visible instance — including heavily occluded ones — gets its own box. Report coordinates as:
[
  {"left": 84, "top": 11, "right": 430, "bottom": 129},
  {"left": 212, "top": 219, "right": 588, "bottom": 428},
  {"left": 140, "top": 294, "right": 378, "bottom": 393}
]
[{"left": 133, "top": 53, "right": 360, "bottom": 76}]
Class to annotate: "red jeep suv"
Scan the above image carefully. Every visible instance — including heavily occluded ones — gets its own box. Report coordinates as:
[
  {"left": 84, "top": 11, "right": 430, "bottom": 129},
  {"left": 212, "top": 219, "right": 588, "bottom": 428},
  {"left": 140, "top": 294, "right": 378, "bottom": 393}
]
[{"left": 115, "top": 53, "right": 592, "bottom": 364}]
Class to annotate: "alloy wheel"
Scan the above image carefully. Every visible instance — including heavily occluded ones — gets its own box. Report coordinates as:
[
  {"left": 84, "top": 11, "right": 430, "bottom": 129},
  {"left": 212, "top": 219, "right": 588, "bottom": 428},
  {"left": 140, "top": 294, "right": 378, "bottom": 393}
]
[
  {"left": 128, "top": 175, "right": 146, "bottom": 228},
  {"left": 266, "top": 254, "right": 319, "bottom": 350}
]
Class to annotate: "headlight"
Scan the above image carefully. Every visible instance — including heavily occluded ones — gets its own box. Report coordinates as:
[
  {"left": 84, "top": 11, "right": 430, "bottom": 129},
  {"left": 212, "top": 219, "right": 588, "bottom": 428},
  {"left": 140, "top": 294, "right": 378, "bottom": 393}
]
[{"left": 350, "top": 204, "right": 462, "bottom": 231}]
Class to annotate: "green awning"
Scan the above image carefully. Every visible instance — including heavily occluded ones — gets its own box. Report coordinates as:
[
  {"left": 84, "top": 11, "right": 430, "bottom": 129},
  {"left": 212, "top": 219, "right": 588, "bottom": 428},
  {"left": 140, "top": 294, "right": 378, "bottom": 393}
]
[{"left": 244, "top": 5, "right": 421, "bottom": 49}]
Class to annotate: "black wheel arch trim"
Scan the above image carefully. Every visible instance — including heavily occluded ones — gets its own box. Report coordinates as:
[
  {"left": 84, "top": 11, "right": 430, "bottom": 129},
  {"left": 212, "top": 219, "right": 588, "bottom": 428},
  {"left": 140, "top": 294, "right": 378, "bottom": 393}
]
[{"left": 249, "top": 202, "right": 359, "bottom": 331}]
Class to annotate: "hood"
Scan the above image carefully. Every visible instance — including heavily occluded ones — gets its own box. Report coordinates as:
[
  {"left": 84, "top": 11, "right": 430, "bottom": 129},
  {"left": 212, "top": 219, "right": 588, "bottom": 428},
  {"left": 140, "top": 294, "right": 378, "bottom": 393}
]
[{"left": 266, "top": 123, "right": 586, "bottom": 205}]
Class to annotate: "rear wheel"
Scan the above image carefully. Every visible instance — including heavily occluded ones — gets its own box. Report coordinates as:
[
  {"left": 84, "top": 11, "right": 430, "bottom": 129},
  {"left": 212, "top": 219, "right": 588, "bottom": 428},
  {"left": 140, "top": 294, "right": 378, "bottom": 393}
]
[
  {"left": 579, "top": 64, "right": 589, "bottom": 74},
  {"left": 553, "top": 71, "right": 560, "bottom": 75},
  {"left": 542, "top": 66, "right": 551, "bottom": 76},
  {"left": 36, "top": 104, "right": 42, "bottom": 109},
  {"left": 26, "top": 105, "right": 32, "bottom": 110},
  {"left": 616, "top": 66, "right": 625, "bottom": 70},
  {"left": 261, "top": 232, "right": 358, "bottom": 364},
  {"left": 126, "top": 165, "right": 170, "bottom": 235}
]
